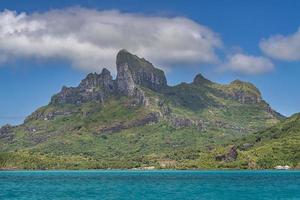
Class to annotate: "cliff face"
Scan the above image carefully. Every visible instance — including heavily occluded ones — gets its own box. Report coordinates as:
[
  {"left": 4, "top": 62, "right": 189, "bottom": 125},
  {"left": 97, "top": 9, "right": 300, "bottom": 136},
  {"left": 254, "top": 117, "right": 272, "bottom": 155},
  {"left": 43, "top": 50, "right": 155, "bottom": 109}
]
[
  {"left": 42, "top": 49, "right": 283, "bottom": 125},
  {"left": 50, "top": 50, "right": 265, "bottom": 107},
  {"left": 227, "top": 80, "right": 262, "bottom": 104},
  {"left": 116, "top": 61, "right": 136, "bottom": 96},
  {"left": 116, "top": 49, "right": 167, "bottom": 92},
  {"left": 51, "top": 50, "right": 167, "bottom": 105},
  {"left": 0, "top": 124, "right": 14, "bottom": 141},
  {"left": 79, "top": 68, "right": 115, "bottom": 94},
  {"left": 51, "top": 68, "right": 115, "bottom": 105}
]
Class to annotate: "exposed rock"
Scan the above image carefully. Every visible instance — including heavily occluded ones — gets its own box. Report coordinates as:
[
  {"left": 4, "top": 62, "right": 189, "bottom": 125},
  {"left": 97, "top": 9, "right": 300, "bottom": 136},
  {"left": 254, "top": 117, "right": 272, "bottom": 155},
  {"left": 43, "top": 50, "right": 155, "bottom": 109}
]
[
  {"left": 51, "top": 68, "right": 115, "bottom": 104},
  {"left": 209, "top": 120, "right": 249, "bottom": 133},
  {"left": 170, "top": 117, "right": 193, "bottom": 127},
  {"left": 48, "top": 50, "right": 275, "bottom": 123},
  {"left": 211, "top": 120, "right": 227, "bottom": 128},
  {"left": 79, "top": 68, "right": 115, "bottom": 93},
  {"left": 132, "top": 112, "right": 160, "bottom": 126},
  {"left": 265, "top": 102, "right": 285, "bottom": 119},
  {"left": 116, "top": 62, "right": 136, "bottom": 96},
  {"left": 26, "top": 127, "right": 38, "bottom": 133},
  {"left": 0, "top": 124, "right": 14, "bottom": 141},
  {"left": 158, "top": 101, "right": 206, "bottom": 130},
  {"left": 231, "top": 90, "right": 261, "bottom": 104},
  {"left": 122, "top": 88, "right": 149, "bottom": 107},
  {"left": 51, "top": 50, "right": 166, "bottom": 107},
  {"left": 158, "top": 101, "right": 172, "bottom": 116},
  {"left": 116, "top": 49, "right": 168, "bottom": 105},
  {"left": 116, "top": 49, "right": 167, "bottom": 92},
  {"left": 25, "top": 109, "right": 74, "bottom": 122},
  {"left": 99, "top": 123, "right": 124, "bottom": 134},
  {"left": 215, "top": 145, "right": 238, "bottom": 162},
  {"left": 132, "top": 88, "right": 149, "bottom": 106},
  {"left": 168, "top": 117, "right": 206, "bottom": 130},
  {"left": 25, "top": 130, "right": 63, "bottom": 145},
  {"left": 193, "top": 73, "right": 213, "bottom": 85},
  {"left": 158, "top": 101, "right": 207, "bottom": 130},
  {"left": 228, "top": 80, "right": 262, "bottom": 104},
  {"left": 51, "top": 86, "right": 80, "bottom": 104},
  {"left": 227, "top": 145, "right": 238, "bottom": 161},
  {"left": 100, "top": 112, "right": 160, "bottom": 134}
]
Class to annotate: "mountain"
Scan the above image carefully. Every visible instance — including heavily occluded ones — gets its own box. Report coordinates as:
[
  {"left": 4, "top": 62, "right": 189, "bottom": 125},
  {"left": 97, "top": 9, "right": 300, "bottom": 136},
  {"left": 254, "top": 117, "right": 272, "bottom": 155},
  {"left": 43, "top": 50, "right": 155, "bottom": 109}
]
[{"left": 0, "top": 50, "right": 284, "bottom": 169}]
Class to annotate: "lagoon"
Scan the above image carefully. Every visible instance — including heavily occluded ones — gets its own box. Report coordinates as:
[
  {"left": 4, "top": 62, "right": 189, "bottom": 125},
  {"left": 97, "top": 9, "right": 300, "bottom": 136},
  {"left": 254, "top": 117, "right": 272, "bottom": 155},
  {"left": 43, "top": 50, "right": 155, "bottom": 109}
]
[{"left": 0, "top": 170, "right": 299, "bottom": 199}]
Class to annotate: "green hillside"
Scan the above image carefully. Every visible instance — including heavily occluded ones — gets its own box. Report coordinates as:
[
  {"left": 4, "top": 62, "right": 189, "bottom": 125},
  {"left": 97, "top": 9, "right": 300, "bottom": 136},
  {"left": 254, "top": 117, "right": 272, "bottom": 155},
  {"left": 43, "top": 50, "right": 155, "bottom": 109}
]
[
  {"left": 0, "top": 50, "right": 287, "bottom": 170},
  {"left": 179, "top": 113, "right": 300, "bottom": 169},
  {"left": 239, "top": 113, "right": 300, "bottom": 168}
]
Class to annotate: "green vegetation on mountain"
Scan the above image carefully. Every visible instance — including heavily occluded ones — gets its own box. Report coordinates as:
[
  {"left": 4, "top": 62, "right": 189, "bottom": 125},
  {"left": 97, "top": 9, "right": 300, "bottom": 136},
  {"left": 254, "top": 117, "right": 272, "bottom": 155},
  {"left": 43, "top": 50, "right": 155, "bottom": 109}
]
[
  {"left": 1, "top": 50, "right": 296, "bottom": 170},
  {"left": 185, "top": 113, "right": 300, "bottom": 169},
  {"left": 237, "top": 113, "right": 300, "bottom": 168}
]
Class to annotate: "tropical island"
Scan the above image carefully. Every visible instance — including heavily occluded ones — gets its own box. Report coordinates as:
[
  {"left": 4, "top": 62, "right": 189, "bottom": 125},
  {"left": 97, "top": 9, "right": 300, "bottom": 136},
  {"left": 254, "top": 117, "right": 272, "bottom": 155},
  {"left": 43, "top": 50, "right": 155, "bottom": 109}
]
[{"left": 0, "top": 50, "right": 299, "bottom": 170}]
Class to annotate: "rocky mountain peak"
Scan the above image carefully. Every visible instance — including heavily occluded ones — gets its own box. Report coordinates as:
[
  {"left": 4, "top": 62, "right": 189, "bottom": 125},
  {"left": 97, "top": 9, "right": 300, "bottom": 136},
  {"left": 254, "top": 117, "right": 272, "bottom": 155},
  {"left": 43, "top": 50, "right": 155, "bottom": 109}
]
[
  {"left": 79, "top": 68, "right": 113, "bottom": 91},
  {"left": 50, "top": 50, "right": 271, "bottom": 108},
  {"left": 229, "top": 80, "right": 261, "bottom": 95},
  {"left": 228, "top": 79, "right": 262, "bottom": 104},
  {"left": 101, "top": 68, "right": 111, "bottom": 76},
  {"left": 79, "top": 72, "right": 99, "bottom": 89},
  {"left": 51, "top": 68, "right": 115, "bottom": 105},
  {"left": 230, "top": 79, "right": 251, "bottom": 86},
  {"left": 193, "top": 73, "right": 213, "bottom": 85},
  {"left": 116, "top": 49, "right": 167, "bottom": 92}
]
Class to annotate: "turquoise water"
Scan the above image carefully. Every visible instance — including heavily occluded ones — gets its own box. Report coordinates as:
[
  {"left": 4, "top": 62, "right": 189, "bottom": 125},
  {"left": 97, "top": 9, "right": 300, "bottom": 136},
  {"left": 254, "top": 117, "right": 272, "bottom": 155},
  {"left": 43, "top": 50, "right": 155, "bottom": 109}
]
[{"left": 0, "top": 170, "right": 299, "bottom": 200}]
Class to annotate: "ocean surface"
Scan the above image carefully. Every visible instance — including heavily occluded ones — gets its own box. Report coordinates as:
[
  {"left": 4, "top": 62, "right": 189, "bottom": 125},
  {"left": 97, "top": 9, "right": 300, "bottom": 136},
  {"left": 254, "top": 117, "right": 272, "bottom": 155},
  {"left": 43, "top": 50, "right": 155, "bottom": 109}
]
[{"left": 0, "top": 170, "right": 299, "bottom": 200}]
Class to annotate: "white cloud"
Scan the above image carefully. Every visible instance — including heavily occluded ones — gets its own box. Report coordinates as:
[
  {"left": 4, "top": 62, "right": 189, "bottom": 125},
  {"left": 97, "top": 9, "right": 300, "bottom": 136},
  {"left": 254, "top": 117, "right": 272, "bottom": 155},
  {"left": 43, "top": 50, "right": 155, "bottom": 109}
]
[
  {"left": 0, "top": 8, "right": 222, "bottom": 73},
  {"left": 260, "top": 28, "right": 300, "bottom": 61},
  {"left": 221, "top": 53, "right": 274, "bottom": 75}
]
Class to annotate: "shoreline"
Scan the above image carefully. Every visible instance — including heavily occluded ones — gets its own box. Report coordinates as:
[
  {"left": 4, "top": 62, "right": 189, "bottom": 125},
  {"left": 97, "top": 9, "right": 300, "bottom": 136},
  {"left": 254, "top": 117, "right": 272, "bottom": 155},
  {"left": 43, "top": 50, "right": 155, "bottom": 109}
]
[{"left": 1, "top": 168, "right": 299, "bottom": 172}]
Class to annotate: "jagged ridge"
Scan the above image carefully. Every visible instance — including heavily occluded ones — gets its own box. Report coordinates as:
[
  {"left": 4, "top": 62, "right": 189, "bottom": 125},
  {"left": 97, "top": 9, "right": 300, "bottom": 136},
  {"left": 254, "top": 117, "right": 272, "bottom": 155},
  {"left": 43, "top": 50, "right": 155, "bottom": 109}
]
[{"left": 0, "top": 49, "right": 286, "bottom": 170}]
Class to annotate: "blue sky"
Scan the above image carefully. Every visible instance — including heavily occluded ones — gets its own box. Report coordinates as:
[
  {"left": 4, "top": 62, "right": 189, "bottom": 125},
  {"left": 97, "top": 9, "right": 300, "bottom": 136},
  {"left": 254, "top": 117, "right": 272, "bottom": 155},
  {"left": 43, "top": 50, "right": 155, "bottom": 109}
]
[{"left": 0, "top": 0, "right": 300, "bottom": 126}]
